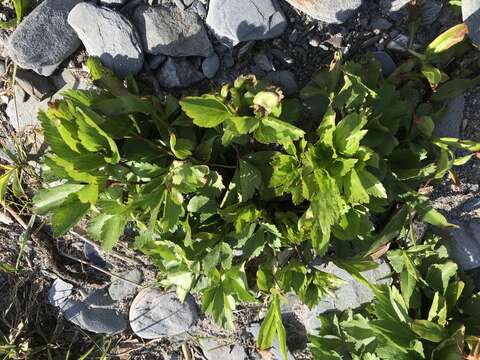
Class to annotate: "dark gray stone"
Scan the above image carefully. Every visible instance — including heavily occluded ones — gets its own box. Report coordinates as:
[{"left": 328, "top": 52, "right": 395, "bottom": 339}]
[
  {"left": 7, "top": 0, "right": 81, "bottom": 76},
  {"left": 15, "top": 69, "right": 56, "bottom": 100},
  {"left": 253, "top": 53, "right": 274, "bottom": 72},
  {"left": 147, "top": 54, "right": 167, "bottom": 70},
  {"left": 206, "top": 0, "right": 287, "bottom": 47},
  {"left": 434, "top": 95, "right": 465, "bottom": 138},
  {"left": 48, "top": 278, "right": 74, "bottom": 308},
  {"left": 68, "top": 2, "right": 144, "bottom": 78},
  {"left": 463, "top": 0, "right": 480, "bottom": 46},
  {"left": 157, "top": 57, "right": 204, "bottom": 88},
  {"left": 381, "top": 0, "right": 410, "bottom": 12},
  {"left": 202, "top": 53, "right": 220, "bottom": 79},
  {"left": 129, "top": 289, "right": 199, "bottom": 339},
  {"left": 199, "top": 338, "right": 248, "bottom": 360},
  {"left": 84, "top": 242, "right": 107, "bottom": 268},
  {"left": 108, "top": 269, "right": 143, "bottom": 301},
  {"left": 285, "top": 0, "right": 362, "bottom": 24},
  {"left": 370, "top": 17, "right": 392, "bottom": 30},
  {"left": 133, "top": 5, "right": 213, "bottom": 57},
  {"left": 421, "top": 0, "right": 443, "bottom": 25},
  {"left": 264, "top": 71, "right": 298, "bottom": 96},
  {"left": 443, "top": 221, "right": 480, "bottom": 271},
  {"left": 373, "top": 51, "right": 396, "bottom": 77}
]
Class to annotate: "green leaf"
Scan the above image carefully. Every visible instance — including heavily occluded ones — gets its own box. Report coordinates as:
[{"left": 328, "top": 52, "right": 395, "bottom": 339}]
[
  {"left": 203, "top": 242, "right": 233, "bottom": 272},
  {"left": 426, "top": 262, "right": 458, "bottom": 295},
  {"left": 0, "top": 170, "right": 14, "bottom": 204},
  {"left": 239, "top": 159, "right": 262, "bottom": 201},
  {"left": 88, "top": 213, "right": 128, "bottom": 251},
  {"left": 432, "top": 77, "right": 479, "bottom": 102},
  {"left": 344, "top": 168, "right": 370, "bottom": 204},
  {"left": 170, "top": 133, "right": 193, "bottom": 160},
  {"left": 333, "top": 112, "right": 368, "bottom": 156},
  {"left": 13, "top": 0, "right": 31, "bottom": 23},
  {"left": 421, "top": 65, "right": 443, "bottom": 88},
  {"left": 202, "top": 277, "right": 235, "bottom": 330},
  {"left": 416, "top": 115, "right": 435, "bottom": 137},
  {"left": 51, "top": 195, "right": 91, "bottom": 236},
  {"left": 258, "top": 292, "right": 288, "bottom": 360},
  {"left": 254, "top": 117, "right": 305, "bottom": 146},
  {"left": 358, "top": 169, "right": 387, "bottom": 199},
  {"left": 180, "top": 95, "right": 231, "bottom": 128},
  {"left": 425, "top": 23, "right": 468, "bottom": 58},
  {"left": 33, "top": 184, "right": 86, "bottom": 215},
  {"left": 411, "top": 320, "right": 448, "bottom": 343}
]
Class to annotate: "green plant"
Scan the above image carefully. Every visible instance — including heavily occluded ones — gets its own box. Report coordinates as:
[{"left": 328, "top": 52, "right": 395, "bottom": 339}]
[
  {"left": 0, "top": 0, "right": 31, "bottom": 28},
  {"left": 33, "top": 25, "right": 480, "bottom": 359},
  {"left": 309, "top": 236, "right": 480, "bottom": 359}
]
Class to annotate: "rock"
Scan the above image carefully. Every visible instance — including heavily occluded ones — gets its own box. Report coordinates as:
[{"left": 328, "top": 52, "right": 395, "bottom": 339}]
[
  {"left": 434, "top": 95, "right": 465, "bottom": 138},
  {"left": 108, "top": 269, "right": 143, "bottom": 301},
  {"left": 15, "top": 69, "right": 56, "bottom": 100},
  {"left": 48, "top": 279, "right": 74, "bottom": 308},
  {"left": 129, "top": 289, "right": 199, "bottom": 339},
  {"left": 100, "top": 0, "right": 129, "bottom": 6},
  {"left": 147, "top": 54, "right": 167, "bottom": 70},
  {"left": 51, "top": 68, "right": 93, "bottom": 91},
  {"left": 0, "top": 30, "right": 9, "bottom": 59},
  {"left": 6, "top": 86, "right": 43, "bottom": 132},
  {"left": 248, "top": 324, "right": 295, "bottom": 360},
  {"left": 84, "top": 242, "right": 107, "bottom": 268},
  {"left": 289, "top": 261, "right": 392, "bottom": 334},
  {"left": 157, "top": 57, "right": 204, "bottom": 88},
  {"left": 381, "top": 0, "right": 410, "bottom": 12},
  {"left": 386, "top": 34, "right": 409, "bottom": 52},
  {"left": 68, "top": 2, "right": 144, "bottom": 78},
  {"left": 370, "top": 17, "right": 392, "bottom": 30},
  {"left": 463, "top": 0, "right": 480, "bottom": 46},
  {"left": 199, "top": 338, "right": 248, "bottom": 360},
  {"left": 264, "top": 71, "right": 298, "bottom": 96},
  {"left": 133, "top": 5, "right": 213, "bottom": 57},
  {"left": 421, "top": 0, "right": 443, "bottom": 25},
  {"left": 253, "top": 53, "right": 274, "bottom": 72},
  {"left": 0, "top": 61, "right": 5, "bottom": 75},
  {"left": 206, "top": 0, "right": 287, "bottom": 47},
  {"left": 202, "top": 53, "right": 220, "bottom": 79},
  {"left": 373, "top": 51, "right": 396, "bottom": 77},
  {"left": 284, "top": 0, "right": 362, "bottom": 24},
  {"left": 63, "top": 289, "right": 127, "bottom": 334},
  {"left": 442, "top": 221, "right": 480, "bottom": 271},
  {"left": 7, "top": 0, "right": 81, "bottom": 76}
]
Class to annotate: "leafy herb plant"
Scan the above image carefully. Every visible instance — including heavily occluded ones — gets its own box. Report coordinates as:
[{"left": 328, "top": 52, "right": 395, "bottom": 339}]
[{"left": 33, "top": 24, "right": 480, "bottom": 359}]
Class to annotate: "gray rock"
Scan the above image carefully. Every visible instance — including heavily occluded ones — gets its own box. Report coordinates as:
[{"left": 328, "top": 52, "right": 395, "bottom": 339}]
[
  {"left": 264, "top": 71, "right": 298, "bottom": 96},
  {"left": 51, "top": 68, "right": 93, "bottom": 91},
  {"left": 285, "top": 0, "right": 362, "bottom": 24},
  {"left": 68, "top": 2, "right": 144, "bottom": 78},
  {"left": 147, "top": 54, "right": 167, "bottom": 70},
  {"left": 443, "top": 221, "right": 480, "bottom": 271},
  {"left": 100, "top": 0, "right": 128, "bottom": 6},
  {"left": 133, "top": 5, "right": 213, "bottom": 57},
  {"left": 381, "top": 0, "right": 410, "bottom": 12},
  {"left": 199, "top": 338, "right": 248, "bottom": 360},
  {"left": 63, "top": 289, "right": 127, "bottom": 334},
  {"left": 421, "top": 0, "right": 443, "bottom": 25},
  {"left": 0, "top": 30, "right": 9, "bottom": 59},
  {"left": 463, "top": 0, "right": 480, "bottom": 46},
  {"left": 129, "top": 289, "right": 199, "bottom": 339},
  {"left": 206, "top": 0, "right": 287, "bottom": 47},
  {"left": 6, "top": 86, "right": 43, "bottom": 132},
  {"left": 15, "top": 69, "right": 56, "bottom": 100},
  {"left": 373, "top": 51, "right": 396, "bottom": 77},
  {"left": 84, "top": 242, "right": 107, "bottom": 268},
  {"left": 288, "top": 261, "right": 392, "bottom": 334},
  {"left": 157, "top": 57, "right": 204, "bottom": 88},
  {"left": 0, "top": 60, "right": 5, "bottom": 75},
  {"left": 48, "top": 279, "right": 74, "bottom": 308},
  {"left": 370, "top": 17, "right": 392, "bottom": 30},
  {"left": 7, "top": 0, "right": 81, "bottom": 76},
  {"left": 434, "top": 95, "right": 465, "bottom": 138},
  {"left": 108, "top": 269, "right": 143, "bottom": 301},
  {"left": 386, "top": 34, "right": 409, "bottom": 52},
  {"left": 202, "top": 53, "right": 220, "bottom": 79},
  {"left": 253, "top": 53, "right": 274, "bottom": 72},
  {"left": 248, "top": 324, "right": 294, "bottom": 360}
]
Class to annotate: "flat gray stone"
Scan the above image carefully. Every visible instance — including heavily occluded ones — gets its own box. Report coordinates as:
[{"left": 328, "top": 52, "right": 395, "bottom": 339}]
[
  {"left": 206, "top": 0, "right": 287, "bottom": 47},
  {"left": 15, "top": 69, "right": 56, "bottom": 100},
  {"left": 284, "top": 261, "right": 392, "bottom": 334},
  {"left": 133, "top": 5, "right": 213, "bottom": 57},
  {"left": 84, "top": 242, "right": 107, "bottom": 268},
  {"left": 6, "top": 86, "right": 43, "bottom": 132},
  {"left": 68, "top": 2, "right": 144, "bottom": 78},
  {"left": 129, "top": 289, "right": 199, "bottom": 339},
  {"left": 253, "top": 53, "right": 274, "bottom": 72},
  {"left": 63, "top": 289, "right": 127, "bottom": 335},
  {"left": 7, "top": 0, "right": 81, "bottom": 76},
  {"left": 147, "top": 54, "right": 167, "bottom": 70},
  {"left": 285, "top": 0, "right": 362, "bottom": 24},
  {"left": 199, "top": 338, "right": 248, "bottom": 360},
  {"left": 443, "top": 221, "right": 480, "bottom": 271},
  {"left": 202, "top": 53, "right": 220, "bottom": 79},
  {"left": 421, "top": 0, "right": 443, "bottom": 25},
  {"left": 157, "top": 57, "right": 204, "bottom": 88},
  {"left": 108, "top": 269, "right": 143, "bottom": 301},
  {"left": 48, "top": 278, "right": 74, "bottom": 308},
  {"left": 463, "top": 0, "right": 480, "bottom": 46},
  {"left": 264, "top": 71, "right": 298, "bottom": 96},
  {"left": 373, "top": 51, "right": 396, "bottom": 77},
  {"left": 434, "top": 95, "right": 465, "bottom": 138}
]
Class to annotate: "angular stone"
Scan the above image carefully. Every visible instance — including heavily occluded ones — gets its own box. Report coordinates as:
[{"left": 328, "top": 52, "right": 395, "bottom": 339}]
[
  {"left": 48, "top": 278, "right": 74, "bottom": 308},
  {"left": 421, "top": 0, "right": 443, "bottom": 25},
  {"left": 443, "top": 221, "right": 480, "bottom": 271},
  {"left": 68, "top": 2, "right": 144, "bottom": 78},
  {"left": 129, "top": 289, "right": 199, "bottom": 339},
  {"left": 463, "top": 0, "right": 480, "bottom": 46},
  {"left": 285, "top": 0, "right": 362, "bottom": 24},
  {"left": 434, "top": 95, "right": 465, "bottom": 138},
  {"left": 373, "top": 51, "right": 396, "bottom": 77},
  {"left": 6, "top": 86, "right": 43, "bottom": 132},
  {"left": 100, "top": 0, "right": 129, "bottom": 6},
  {"left": 157, "top": 57, "right": 204, "bottom": 88},
  {"left": 15, "top": 69, "right": 56, "bottom": 100},
  {"left": 381, "top": 0, "right": 410, "bottom": 12},
  {"left": 199, "top": 338, "right": 248, "bottom": 360},
  {"left": 264, "top": 71, "right": 298, "bottom": 96},
  {"left": 202, "top": 53, "right": 220, "bottom": 79},
  {"left": 206, "top": 0, "right": 287, "bottom": 47},
  {"left": 108, "top": 269, "right": 143, "bottom": 301},
  {"left": 7, "top": 0, "right": 81, "bottom": 76},
  {"left": 133, "top": 5, "right": 213, "bottom": 57}
]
